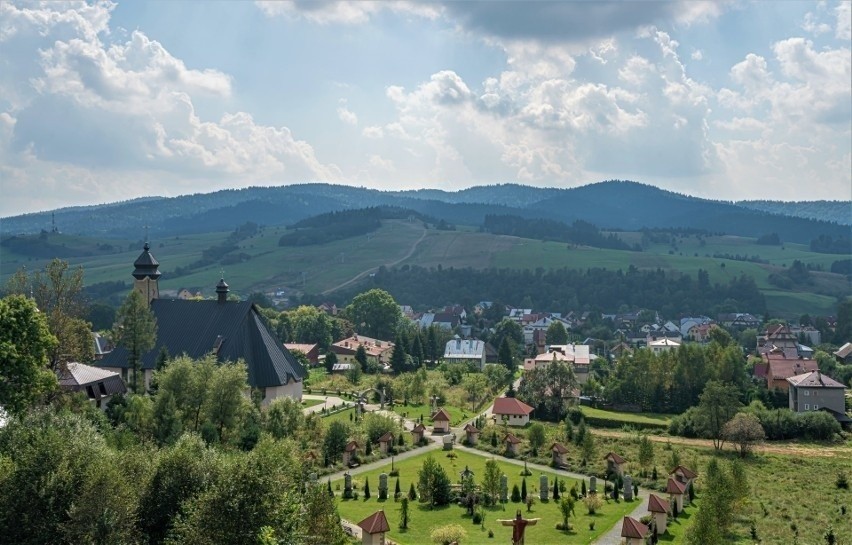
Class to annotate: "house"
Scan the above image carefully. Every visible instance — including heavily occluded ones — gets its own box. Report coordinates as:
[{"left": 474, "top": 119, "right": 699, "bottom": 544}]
[
  {"left": 604, "top": 452, "right": 627, "bottom": 477},
  {"left": 669, "top": 465, "right": 697, "bottom": 505},
  {"left": 431, "top": 408, "right": 451, "bottom": 433},
  {"left": 377, "top": 432, "right": 395, "bottom": 454},
  {"left": 757, "top": 324, "right": 799, "bottom": 356},
  {"left": 551, "top": 442, "right": 568, "bottom": 467},
  {"left": 443, "top": 338, "right": 486, "bottom": 369},
  {"left": 647, "top": 494, "right": 670, "bottom": 534},
  {"left": 318, "top": 302, "right": 339, "bottom": 316},
  {"left": 764, "top": 355, "right": 818, "bottom": 392},
  {"left": 524, "top": 344, "right": 593, "bottom": 384},
  {"left": 834, "top": 342, "right": 852, "bottom": 364},
  {"left": 357, "top": 510, "right": 390, "bottom": 545},
  {"left": 410, "top": 423, "right": 426, "bottom": 444},
  {"left": 648, "top": 338, "right": 681, "bottom": 354},
  {"left": 463, "top": 423, "right": 480, "bottom": 445},
  {"left": 342, "top": 441, "right": 359, "bottom": 467},
  {"left": 97, "top": 244, "right": 306, "bottom": 403},
  {"left": 790, "top": 326, "right": 821, "bottom": 346},
  {"left": 58, "top": 362, "right": 127, "bottom": 410},
  {"left": 719, "top": 312, "right": 761, "bottom": 330},
  {"left": 330, "top": 335, "right": 394, "bottom": 368},
  {"left": 284, "top": 343, "right": 319, "bottom": 365},
  {"left": 176, "top": 287, "right": 203, "bottom": 300},
  {"left": 666, "top": 477, "right": 686, "bottom": 512},
  {"left": 620, "top": 516, "right": 650, "bottom": 545},
  {"left": 686, "top": 323, "right": 715, "bottom": 343},
  {"left": 787, "top": 371, "right": 850, "bottom": 424},
  {"left": 492, "top": 397, "right": 534, "bottom": 426},
  {"left": 331, "top": 363, "right": 356, "bottom": 373},
  {"left": 609, "top": 342, "right": 633, "bottom": 359},
  {"left": 484, "top": 342, "right": 499, "bottom": 364},
  {"left": 504, "top": 432, "right": 522, "bottom": 455},
  {"left": 442, "top": 305, "right": 467, "bottom": 322}
]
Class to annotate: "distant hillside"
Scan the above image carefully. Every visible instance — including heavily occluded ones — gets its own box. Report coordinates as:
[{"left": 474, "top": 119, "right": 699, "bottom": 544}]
[
  {"left": 737, "top": 200, "right": 851, "bottom": 225},
  {"left": 2, "top": 181, "right": 850, "bottom": 244}
]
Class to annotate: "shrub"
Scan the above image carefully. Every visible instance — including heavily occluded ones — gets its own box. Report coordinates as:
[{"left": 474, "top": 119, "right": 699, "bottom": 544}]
[
  {"left": 472, "top": 511, "right": 483, "bottom": 524},
  {"left": 836, "top": 472, "right": 849, "bottom": 490},
  {"left": 431, "top": 524, "right": 467, "bottom": 545},
  {"left": 583, "top": 494, "right": 603, "bottom": 515},
  {"left": 488, "top": 529, "right": 494, "bottom": 538},
  {"left": 798, "top": 411, "right": 841, "bottom": 440}
]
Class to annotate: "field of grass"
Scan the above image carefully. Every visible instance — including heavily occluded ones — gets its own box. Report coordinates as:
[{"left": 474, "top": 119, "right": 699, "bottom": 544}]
[
  {"left": 300, "top": 398, "right": 324, "bottom": 409},
  {"left": 331, "top": 449, "right": 639, "bottom": 545},
  {"left": 391, "top": 403, "right": 473, "bottom": 427},
  {"left": 580, "top": 406, "right": 672, "bottom": 427},
  {"left": 322, "top": 406, "right": 357, "bottom": 425},
  {"left": 2, "top": 223, "right": 846, "bottom": 317}
]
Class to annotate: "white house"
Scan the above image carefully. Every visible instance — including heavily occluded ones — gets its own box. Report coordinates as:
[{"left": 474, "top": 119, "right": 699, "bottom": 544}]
[
  {"left": 492, "top": 397, "right": 534, "bottom": 426},
  {"left": 443, "top": 338, "right": 486, "bottom": 369}
]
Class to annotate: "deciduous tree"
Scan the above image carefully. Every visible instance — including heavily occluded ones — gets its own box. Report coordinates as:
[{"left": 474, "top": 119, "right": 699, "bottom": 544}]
[
  {"left": 113, "top": 289, "right": 157, "bottom": 393},
  {"left": 722, "top": 412, "right": 765, "bottom": 457},
  {"left": 695, "top": 380, "right": 742, "bottom": 449},
  {"left": 345, "top": 289, "right": 401, "bottom": 340}
]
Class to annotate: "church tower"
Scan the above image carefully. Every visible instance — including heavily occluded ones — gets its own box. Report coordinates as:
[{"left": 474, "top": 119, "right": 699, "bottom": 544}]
[{"left": 132, "top": 242, "right": 161, "bottom": 305}]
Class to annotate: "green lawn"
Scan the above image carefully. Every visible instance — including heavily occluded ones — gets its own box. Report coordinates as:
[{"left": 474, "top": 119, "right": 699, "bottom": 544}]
[
  {"left": 580, "top": 406, "right": 672, "bottom": 427},
  {"left": 391, "top": 403, "right": 474, "bottom": 427},
  {"left": 301, "top": 398, "right": 325, "bottom": 409},
  {"left": 323, "top": 406, "right": 357, "bottom": 425},
  {"left": 331, "top": 449, "right": 639, "bottom": 545}
]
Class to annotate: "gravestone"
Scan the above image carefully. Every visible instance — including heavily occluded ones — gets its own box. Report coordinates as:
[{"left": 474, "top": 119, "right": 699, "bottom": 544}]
[
  {"left": 343, "top": 472, "right": 353, "bottom": 499},
  {"left": 443, "top": 434, "right": 454, "bottom": 451},
  {"left": 539, "top": 474, "right": 549, "bottom": 501},
  {"left": 378, "top": 472, "right": 388, "bottom": 498},
  {"left": 589, "top": 476, "right": 597, "bottom": 494},
  {"left": 623, "top": 475, "right": 633, "bottom": 501},
  {"left": 500, "top": 474, "right": 509, "bottom": 503}
]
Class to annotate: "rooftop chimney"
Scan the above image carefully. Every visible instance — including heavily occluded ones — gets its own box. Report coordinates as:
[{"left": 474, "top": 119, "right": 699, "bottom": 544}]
[{"left": 216, "top": 278, "right": 229, "bottom": 303}]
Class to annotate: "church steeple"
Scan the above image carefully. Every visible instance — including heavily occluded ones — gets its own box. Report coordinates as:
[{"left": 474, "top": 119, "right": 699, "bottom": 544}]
[{"left": 133, "top": 242, "right": 161, "bottom": 305}]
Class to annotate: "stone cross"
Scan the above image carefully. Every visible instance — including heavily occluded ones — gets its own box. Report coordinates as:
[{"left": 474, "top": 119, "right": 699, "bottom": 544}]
[{"left": 498, "top": 510, "right": 540, "bottom": 545}]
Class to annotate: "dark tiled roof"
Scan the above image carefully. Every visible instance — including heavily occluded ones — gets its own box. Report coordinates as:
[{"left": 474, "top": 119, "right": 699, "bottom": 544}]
[
  {"left": 132, "top": 243, "right": 161, "bottom": 279},
  {"left": 648, "top": 493, "right": 670, "bottom": 513},
  {"left": 97, "top": 300, "right": 306, "bottom": 388},
  {"left": 787, "top": 370, "right": 846, "bottom": 388},
  {"left": 621, "top": 516, "right": 650, "bottom": 539},
  {"left": 358, "top": 511, "right": 390, "bottom": 534}
]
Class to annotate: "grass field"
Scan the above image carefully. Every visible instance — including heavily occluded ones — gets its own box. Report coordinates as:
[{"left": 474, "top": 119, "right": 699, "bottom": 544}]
[
  {"left": 580, "top": 406, "right": 672, "bottom": 427},
  {"left": 331, "top": 449, "right": 639, "bottom": 545},
  {"left": 391, "top": 403, "right": 473, "bottom": 427},
  {"left": 2, "top": 223, "right": 846, "bottom": 317},
  {"left": 300, "top": 398, "right": 324, "bottom": 409}
]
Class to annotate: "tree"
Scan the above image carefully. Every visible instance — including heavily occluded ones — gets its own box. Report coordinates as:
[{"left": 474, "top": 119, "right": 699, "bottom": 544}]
[
  {"left": 417, "top": 455, "right": 452, "bottom": 508},
  {"left": 559, "top": 496, "right": 576, "bottom": 529},
  {"left": 287, "top": 305, "right": 333, "bottom": 349},
  {"left": 583, "top": 494, "right": 603, "bottom": 514},
  {"left": 0, "top": 295, "right": 58, "bottom": 415},
  {"left": 205, "top": 361, "right": 249, "bottom": 443},
  {"left": 5, "top": 259, "right": 93, "bottom": 373},
  {"left": 354, "top": 345, "right": 368, "bottom": 371},
  {"left": 521, "top": 478, "right": 527, "bottom": 500},
  {"left": 695, "top": 381, "right": 742, "bottom": 449},
  {"left": 493, "top": 318, "right": 524, "bottom": 351},
  {"left": 499, "top": 337, "right": 515, "bottom": 376},
  {"left": 481, "top": 459, "right": 502, "bottom": 506},
  {"left": 528, "top": 423, "right": 546, "bottom": 455},
  {"left": 686, "top": 458, "right": 735, "bottom": 545},
  {"left": 511, "top": 484, "right": 521, "bottom": 502},
  {"left": 265, "top": 397, "right": 305, "bottom": 439},
  {"left": 546, "top": 321, "right": 569, "bottom": 345},
  {"left": 410, "top": 332, "right": 426, "bottom": 367},
  {"left": 364, "top": 477, "right": 371, "bottom": 499},
  {"left": 324, "top": 350, "right": 338, "bottom": 373},
  {"left": 395, "top": 477, "right": 402, "bottom": 500},
  {"left": 637, "top": 434, "right": 655, "bottom": 474},
  {"left": 155, "top": 355, "right": 215, "bottom": 433},
  {"left": 152, "top": 389, "right": 183, "bottom": 446},
  {"left": 345, "top": 289, "right": 402, "bottom": 340},
  {"left": 113, "top": 289, "right": 157, "bottom": 393},
  {"left": 834, "top": 299, "right": 852, "bottom": 344},
  {"left": 462, "top": 373, "right": 488, "bottom": 411},
  {"left": 722, "top": 412, "right": 765, "bottom": 457},
  {"left": 323, "top": 421, "right": 349, "bottom": 463},
  {"left": 484, "top": 363, "right": 511, "bottom": 391},
  {"left": 581, "top": 432, "right": 596, "bottom": 463},
  {"left": 399, "top": 498, "right": 410, "bottom": 529},
  {"left": 408, "top": 482, "right": 417, "bottom": 501},
  {"left": 390, "top": 333, "right": 409, "bottom": 373}
]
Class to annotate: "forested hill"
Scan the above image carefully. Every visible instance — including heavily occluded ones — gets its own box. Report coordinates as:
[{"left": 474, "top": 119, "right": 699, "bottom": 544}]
[
  {"left": 737, "top": 200, "right": 851, "bottom": 225},
  {"left": 2, "top": 181, "right": 849, "bottom": 244}
]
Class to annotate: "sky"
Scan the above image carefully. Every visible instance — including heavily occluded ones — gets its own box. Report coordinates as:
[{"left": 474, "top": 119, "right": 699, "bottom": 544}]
[{"left": 0, "top": 1, "right": 850, "bottom": 217}]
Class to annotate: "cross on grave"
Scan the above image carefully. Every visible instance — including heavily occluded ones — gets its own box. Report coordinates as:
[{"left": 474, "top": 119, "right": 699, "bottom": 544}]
[{"left": 498, "top": 509, "right": 540, "bottom": 545}]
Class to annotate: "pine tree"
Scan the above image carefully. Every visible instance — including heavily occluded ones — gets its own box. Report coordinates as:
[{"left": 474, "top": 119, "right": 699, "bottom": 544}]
[
  {"left": 399, "top": 498, "right": 410, "bottom": 530},
  {"left": 364, "top": 477, "right": 371, "bottom": 499},
  {"left": 553, "top": 478, "right": 560, "bottom": 500},
  {"left": 521, "top": 478, "right": 528, "bottom": 500},
  {"left": 511, "top": 484, "right": 521, "bottom": 502},
  {"left": 581, "top": 480, "right": 587, "bottom": 497},
  {"left": 408, "top": 482, "right": 417, "bottom": 501},
  {"left": 395, "top": 478, "right": 401, "bottom": 500},
  {"left": 327, "top": 479, "right": 334, "bottom": 497},
  {"left": 390, "top": 333, "right": 409, "bottom": 374},
  {"left": 499, "top": 337, "right": 515, "bottom": 376},
  {"left": 411, "top": 332, "right": 425, "bottom": 367}
]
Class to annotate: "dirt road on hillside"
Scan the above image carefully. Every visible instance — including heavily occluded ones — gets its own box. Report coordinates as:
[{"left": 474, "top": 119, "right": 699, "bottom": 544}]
[{"left": 592, "top": 429, "right": 852, "bottom": 457}]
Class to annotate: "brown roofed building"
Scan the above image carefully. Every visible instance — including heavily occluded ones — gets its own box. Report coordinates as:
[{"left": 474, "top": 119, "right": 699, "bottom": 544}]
[
  {"left": 330, "top": 335, "right": 394, "bottom": 368},
  {"left": 787, "top": 370, "right": 850, "bottom": 424},
  {"left": 835, "top": 342, "right": 852, "bottom": 363},
  {"left": 551, "top": 442, "right": 569, "bottom": 466},
  {"left": 431, "top": 408, "right": 452, "bottom": 433},
  {"left": 410, "top": 423, "right": 426, "bottom": 444},
  {"left": 342, "top": 440, "right": 359, "bottom": 467},
  {"left": 620, "top": 516, "right": 650, "bottom": 545},
  {"left": 463, "top": 423, "right": 480, "bottom": 445},
  {"left": 763, "top": 355, "right": 818, "bottom": 392},
  {"left": 504, "top": 432, "right": 522, "bottom": 455},
  {"left": 284, "top": 343, "right": 319, "bottom": 365},
  {"left": 647, "top": 493, "right": 671, "bottom": 533},
  {"left": 492, "top": 397, "right": 535, "bottom": 426},
  {"left": 377, "top": 432, "right": 395, "bottom": 454},
  {"left": 357, "top": 510, "right": 390, "bottom": 545},
  {"left": 604, "top": 452, "right": 627, "bottom": 477},
  {"left": 666, "top": 477, "right": 687, "bottom": 512}
]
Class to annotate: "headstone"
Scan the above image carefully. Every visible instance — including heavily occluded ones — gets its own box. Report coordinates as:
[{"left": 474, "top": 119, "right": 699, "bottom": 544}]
[
  {"left": 539, "top": 474, "right": 549, "bottom": 501},
  {"left": 589, "top": 476, "right": 597, "bottom": 494},
  {"left": 343, "top": 472, "right": 353, "bottom": 499},
  {"left": 443, "top": 434, "right": 454, "bottom": 451},
  {"left": 379, "top": 473, "right": 388, "bottom": 496},
  {"left": 623, "top": 475, "right": 633, "bottom": 501},
  {"left": 500, "top": 474, "right": 509, "bottom": 503}
]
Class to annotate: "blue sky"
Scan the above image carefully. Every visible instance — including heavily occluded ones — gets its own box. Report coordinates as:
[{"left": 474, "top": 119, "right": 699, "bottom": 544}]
[{"left": 1, "top": 1, "right": 850, "bottom": 216}]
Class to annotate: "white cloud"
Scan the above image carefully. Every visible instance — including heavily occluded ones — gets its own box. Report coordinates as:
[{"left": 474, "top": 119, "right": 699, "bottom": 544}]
[
  {"left": 255, "top": 1, "right": 440, "bottom": 25},
  {"left": 837, "top": 2, "right": 852, "bottom": 40},
  {"left": 691, "top": 49, "right": 704, "bottom": 61},
  {"left": 802, "top": 11, "right": 832, "bottom": 35},
  {"left": 337, "top": 106, "right": 358, "bottom": 125}
]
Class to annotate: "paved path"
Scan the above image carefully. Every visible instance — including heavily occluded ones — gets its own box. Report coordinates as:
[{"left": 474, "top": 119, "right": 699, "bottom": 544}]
[
  {"left": 324, "top": 441, "right": 442, "bottom": 482},
  {"left": 302, "top": 394, "right": 349, "bottom": 415},
  {"left": 591, "top": 494, "right": 649, "bottom": 545}
]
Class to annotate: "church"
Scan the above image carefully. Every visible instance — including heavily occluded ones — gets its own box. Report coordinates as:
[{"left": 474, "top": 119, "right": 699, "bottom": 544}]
[{"left": 97, "top": 243, "right": 306, "bottom": 403}]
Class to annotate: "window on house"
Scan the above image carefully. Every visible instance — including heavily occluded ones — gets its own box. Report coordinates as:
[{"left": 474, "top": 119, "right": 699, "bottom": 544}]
[
  {"left": 86, "top": 385, "right": 96, "bottom": 399},
  {"left": 804, "top": 404, "right": 809, "bottom": 410},
  {"left": 98, "top": 382, "right": 108, "bottom": 396},
  {"left": 804, "top": 390, "right": 809, "bottom": 396}
]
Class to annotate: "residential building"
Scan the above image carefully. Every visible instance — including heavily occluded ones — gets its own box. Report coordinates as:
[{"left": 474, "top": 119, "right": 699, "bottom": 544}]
[
  {"left": 97, "top": 244, "right": 306, "bottom": 403},
  {"left": 59, "top": 362, "right": 127, "bottom": 410},
  {"left": 763, "top": 354, "right": 818, "bottom": 392},
  {"left": 443, "top": 338, "right": 486, "bottom": 369},
  {"left": 648, "top": 338, "right": 681, "bottom": 354},
  {"left": 318, "top": 302, "right": 339, "bottom": 315},
  {"left": 330, "top": 335, "right": 394, "bottom": 368},
  {"left": 718, "top": 313, "right": 761, "bottom": 329},
  {"left": 284, "top": 343, "right": 319, "bottom": 365},
  {"left": 787, "top": 371, "right": 850, "bottom": 424},
  {"left": 834, "top": 342, "right": 852, "bottom": 364},
  {"left": 757, "top": 324, "right": 799, "bottom": 356},
  {"left": 492, "top": 397, "right": 534, "bottom": 426}
]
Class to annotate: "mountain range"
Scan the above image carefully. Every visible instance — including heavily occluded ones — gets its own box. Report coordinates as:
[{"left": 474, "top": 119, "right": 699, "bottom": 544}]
[{"left": 2, "top": 181, "right": 849, "bottom": 244}]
